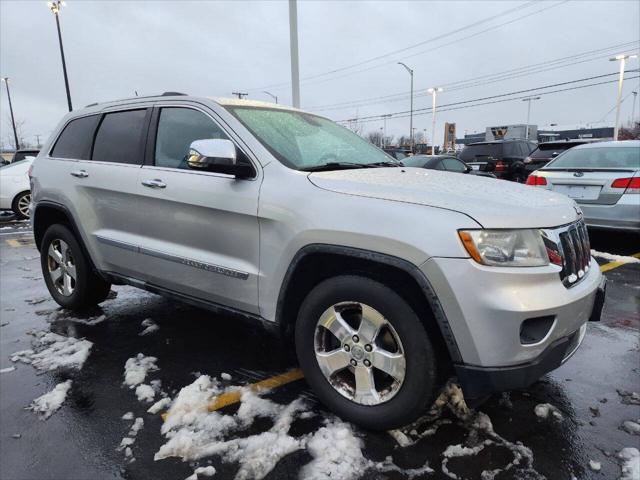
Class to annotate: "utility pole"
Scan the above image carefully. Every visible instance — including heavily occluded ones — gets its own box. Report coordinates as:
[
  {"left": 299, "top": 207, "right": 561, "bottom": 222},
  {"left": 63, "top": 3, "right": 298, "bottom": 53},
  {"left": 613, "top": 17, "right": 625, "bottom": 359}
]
[
  {"left": 263, "top": 91, "right": 278, "bottom": 104},
  {"left": 610, "top": 54, "right": 637, "bottom": 140},
  {"left": 35, "top": 134, "right": 42, "bottom": 147},
  {"left": 631, "top": 91, "right": 638, "bottom": 126},
  {"left": 382, "top": 114, "right": 391, "bottom": 148},
  {"left": 522, "top": 96, "right": 541, "bottom": 140},
  {"left": 397, "top": 63, "right": 414, "bottom": 150},
  {"left": 1, "top": 77, "right": 20, "bottom": 150},
  {"left": 288, "top": 0, "right": 300, "bottom": 108},
  {"left": 428, "top": 87, "right": 443, "bottom": 154},
  {"left": 48, "top": 1, "right": 72, "bottom": 111},
  {"left": 232, "top": 92, "right": 248, "bottom": 99}
]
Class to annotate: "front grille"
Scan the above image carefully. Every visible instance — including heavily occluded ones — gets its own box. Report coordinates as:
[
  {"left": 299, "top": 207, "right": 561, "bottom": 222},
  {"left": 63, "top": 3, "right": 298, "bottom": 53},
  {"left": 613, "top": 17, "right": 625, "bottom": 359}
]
[{"left": 557, "top": 220, "right": 591, "bottom": 287}]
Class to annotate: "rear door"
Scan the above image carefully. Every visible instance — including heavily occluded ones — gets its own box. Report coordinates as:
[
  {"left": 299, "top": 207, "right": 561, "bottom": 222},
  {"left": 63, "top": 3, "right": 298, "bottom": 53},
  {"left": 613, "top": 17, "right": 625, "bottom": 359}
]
[
  {"left": 71, "top": 107, "right": 152, "bottom": 279},
  {"left": 135, "top": 104, "right": 261, "bottom": 313}
]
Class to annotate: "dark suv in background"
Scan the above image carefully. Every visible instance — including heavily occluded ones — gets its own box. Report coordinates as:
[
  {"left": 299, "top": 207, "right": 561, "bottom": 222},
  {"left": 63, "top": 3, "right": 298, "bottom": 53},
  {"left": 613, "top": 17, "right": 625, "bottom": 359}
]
[
  {"left": 459, "top": 139, "right": 536, "bottom": 182},
  {"left": 524, "top": 140, "right": 598, "bottom": 174}
]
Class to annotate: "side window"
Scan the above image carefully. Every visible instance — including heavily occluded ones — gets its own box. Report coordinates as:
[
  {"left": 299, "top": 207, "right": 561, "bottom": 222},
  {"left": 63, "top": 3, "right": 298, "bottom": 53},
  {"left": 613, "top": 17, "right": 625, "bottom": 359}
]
[
  {"left": 154, "top": 108, "right": 230, "bottom": 169},
  {"left": 92, "top": 109, "right": 148, "bottom": 164},
  {"left": 442, "top": 158, "right": 468, "bottom": 172},
  {"left": 50, "top": 115, "right": 99, "bottom": 159}
]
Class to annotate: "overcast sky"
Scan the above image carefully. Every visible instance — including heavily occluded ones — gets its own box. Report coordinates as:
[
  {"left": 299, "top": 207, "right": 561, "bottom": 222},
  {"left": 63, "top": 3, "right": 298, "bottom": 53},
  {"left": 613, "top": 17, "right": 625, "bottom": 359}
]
[{"left": 1, "top": 0, "right": 639, "bottom": 148}]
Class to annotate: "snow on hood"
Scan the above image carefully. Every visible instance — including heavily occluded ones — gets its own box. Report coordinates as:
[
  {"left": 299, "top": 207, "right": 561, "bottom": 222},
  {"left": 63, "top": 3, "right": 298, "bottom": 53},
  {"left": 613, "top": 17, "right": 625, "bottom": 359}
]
[{"left": 308, "top": 167, "right": 579, "bottom": 229}]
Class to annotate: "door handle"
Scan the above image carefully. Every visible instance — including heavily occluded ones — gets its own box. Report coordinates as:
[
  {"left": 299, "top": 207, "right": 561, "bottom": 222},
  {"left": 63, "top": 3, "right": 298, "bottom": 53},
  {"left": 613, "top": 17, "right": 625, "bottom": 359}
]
[
  {"left": 70, "top": 170, "right": 89, "bottom": 178},
  {"left": 141, "top": 179, "right": 166, "bottom": 189}
]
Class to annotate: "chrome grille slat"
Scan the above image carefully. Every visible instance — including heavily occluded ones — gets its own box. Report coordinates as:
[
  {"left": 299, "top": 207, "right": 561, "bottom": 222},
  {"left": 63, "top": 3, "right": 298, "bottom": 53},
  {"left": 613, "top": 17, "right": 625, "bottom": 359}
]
[{"left": 555, "top": 219, "right": 591, "bottom": 288}]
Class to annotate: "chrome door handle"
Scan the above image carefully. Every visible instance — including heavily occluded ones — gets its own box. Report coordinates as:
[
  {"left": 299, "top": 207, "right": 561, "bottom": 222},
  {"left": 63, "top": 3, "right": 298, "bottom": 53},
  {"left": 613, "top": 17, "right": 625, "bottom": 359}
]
[
  {"left": 70, "top": 170, "right": 89, "bottom": 178},
  {"left": 141, "top": 179, "right": 166, "bottom": 189}
]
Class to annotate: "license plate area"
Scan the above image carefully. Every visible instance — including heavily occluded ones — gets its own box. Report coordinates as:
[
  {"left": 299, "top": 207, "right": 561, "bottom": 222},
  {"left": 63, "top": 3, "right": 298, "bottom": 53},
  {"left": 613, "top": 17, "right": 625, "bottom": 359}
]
[{"left": 553, "top": 184, "right": 602, "bottom": 200}]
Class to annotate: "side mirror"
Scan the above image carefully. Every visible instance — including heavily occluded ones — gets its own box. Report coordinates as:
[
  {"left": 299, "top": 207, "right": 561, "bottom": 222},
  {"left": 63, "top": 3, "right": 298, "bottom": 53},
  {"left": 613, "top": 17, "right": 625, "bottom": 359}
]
[{"left": 187, "top": 139, "right": 253, "bottom": 178}]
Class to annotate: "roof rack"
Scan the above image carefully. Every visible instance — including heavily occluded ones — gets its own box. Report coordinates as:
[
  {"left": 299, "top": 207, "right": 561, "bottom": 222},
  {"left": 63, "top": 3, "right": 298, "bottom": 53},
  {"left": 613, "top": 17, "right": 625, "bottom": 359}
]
[{"left": 84, "top": 91, "right": 188, "bottom": 108}]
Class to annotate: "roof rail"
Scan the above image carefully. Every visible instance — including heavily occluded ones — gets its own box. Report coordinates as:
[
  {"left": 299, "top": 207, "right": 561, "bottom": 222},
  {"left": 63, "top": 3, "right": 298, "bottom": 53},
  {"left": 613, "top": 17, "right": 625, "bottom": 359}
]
[
  {"left": 162, "top": 91, "right": 187, "bottom": 96},
  {"left": 85, "top": 102, "right": 99, "bottom": 108},
  {"left": 83, "top": 92, "right": 188, "bottom": 109}
]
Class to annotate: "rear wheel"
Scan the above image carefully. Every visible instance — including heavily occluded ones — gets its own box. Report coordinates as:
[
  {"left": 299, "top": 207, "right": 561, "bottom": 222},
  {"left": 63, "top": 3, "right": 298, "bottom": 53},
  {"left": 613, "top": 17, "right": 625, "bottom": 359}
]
[
  {"left": 295, "top": 275, "right": 439, "bottom": 430},
  {"left": 12, "top": 191, "right": 31, "bottom": 219},
  {"left": 40, "top": 224, "right": 111, "bottom": 310}
]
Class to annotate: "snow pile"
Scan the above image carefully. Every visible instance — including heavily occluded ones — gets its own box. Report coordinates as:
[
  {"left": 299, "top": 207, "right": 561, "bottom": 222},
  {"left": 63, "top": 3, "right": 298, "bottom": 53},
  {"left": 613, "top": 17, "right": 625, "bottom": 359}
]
[
  {"left": 588, "top": 460, "right": 601, "bottom": 471},
  {"left": 185, "top": 466, "right": 216, "bottom": 480},
  {"left": 123, "top": 353, "right": 158, "bottom": 387},
  {"left": 618, "top": 390, "right": 640, "bottom": 406},
  {"left": 534, "top": 403, "right": 563, "bottom": 420},
  {"left": 1, "top": 366, "right": 16, "bottom": 373},
  {"left": 139, "top": 319, "right": 159, "bottom": 336},
  {"left": 118, "top": 416, "right": 144, "bottom": 461},
  {"left": 135, "top": 384, "right": 156, "bottom": 403},
  {"left": 47, "top": 310, "right": 106, "bottom": 326},
  {"left": 622, "top": 420, "right": 640, "bottom": 436},
  {"left": 122, "top": 412, "right": 134, "bottom": 420},
  {"left": 591, "top": 250, "right": 640, "bottom": 264},
  {"left": 29, "top": 380, "right": 72, "bottom": 419},
  {"left": 618, "top": 447, "right": 639, "bottom": 480},
  {"left": 10, "top": 331, "right": 92, "bottom": 372},
  {"left": 148, "top": 397, "right": 172, "bottom": 414}
]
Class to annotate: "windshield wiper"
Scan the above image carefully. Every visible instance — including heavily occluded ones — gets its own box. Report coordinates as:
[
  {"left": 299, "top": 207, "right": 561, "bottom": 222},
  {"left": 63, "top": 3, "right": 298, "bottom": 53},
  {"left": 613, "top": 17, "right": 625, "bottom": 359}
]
[
  {"left": 365, "top": 161, "right": 403, "bottom": 167},
  {"left": 301, "top": 162, "right": 371, "bottom": 172}
]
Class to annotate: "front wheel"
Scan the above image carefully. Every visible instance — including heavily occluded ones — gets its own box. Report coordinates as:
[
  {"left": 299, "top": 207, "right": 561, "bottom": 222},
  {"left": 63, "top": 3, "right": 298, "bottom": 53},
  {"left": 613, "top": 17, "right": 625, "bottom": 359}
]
[
  {"left": 295, "top": 275, "right": 439, "bottom": 430},
  {"left": 12, "top": 191, "right": 31, "bottom": 219},
  {"left": 40, "top": 224, "right": 112, "bottom": 310}
]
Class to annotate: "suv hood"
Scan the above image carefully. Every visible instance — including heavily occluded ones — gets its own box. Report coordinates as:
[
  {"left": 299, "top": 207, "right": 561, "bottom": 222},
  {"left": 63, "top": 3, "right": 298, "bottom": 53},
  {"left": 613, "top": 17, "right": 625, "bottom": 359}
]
[{"left": 308, "top": 168, "right": 578, "bottom": 228}]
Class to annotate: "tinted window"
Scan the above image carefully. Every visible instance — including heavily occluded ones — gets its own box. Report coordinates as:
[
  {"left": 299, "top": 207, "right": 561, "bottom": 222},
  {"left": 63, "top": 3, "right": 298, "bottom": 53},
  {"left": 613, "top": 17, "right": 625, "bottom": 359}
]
[
  {"left": 51, "top": 115, "right": 99, "bottom": 159},
  {"left": 442, "top": 157, "right": 468, "bottom": 172},
  {"left": 92, "top": 109, "right": 147, "bottom": 164},
  {"left": 154, "top": 108, "right": 229, "bottom": 169},
  {"left": 459, "top": 144, "right": 503, "bottom": 161},
  {"left": 503, "top": 142, "right": 520, "bottom": 157},
  {"left": 401, "top": 155, "right": 428, "bottom": 167},
  {"left": 546, "top": 146, "right": 640, "bottom": 169}
]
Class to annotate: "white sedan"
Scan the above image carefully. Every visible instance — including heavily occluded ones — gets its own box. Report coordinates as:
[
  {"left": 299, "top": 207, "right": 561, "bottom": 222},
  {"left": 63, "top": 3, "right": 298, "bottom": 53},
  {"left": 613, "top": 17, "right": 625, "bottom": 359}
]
[{"left": 0, "top": 157, "right": 33, "bottom": 219}]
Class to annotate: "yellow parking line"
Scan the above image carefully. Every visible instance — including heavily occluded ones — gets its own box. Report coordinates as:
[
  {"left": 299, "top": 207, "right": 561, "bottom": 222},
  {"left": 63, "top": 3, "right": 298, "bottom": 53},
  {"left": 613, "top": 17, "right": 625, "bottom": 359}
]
[
  {"left": 5, "top": 239, "right": 21, "bottom": 247},
  {"left": 599, "top": 252, "right": 640, "bottom": 273},
  {"left": 161, "top": 368, "right": 304, "bottom": 421}
]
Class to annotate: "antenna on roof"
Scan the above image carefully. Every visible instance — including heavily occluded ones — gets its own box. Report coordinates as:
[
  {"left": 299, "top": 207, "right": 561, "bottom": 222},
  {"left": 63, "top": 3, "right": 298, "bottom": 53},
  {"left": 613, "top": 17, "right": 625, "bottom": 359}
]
[{"left": 161, "top": 91, "right": 187, "bottom": 96}]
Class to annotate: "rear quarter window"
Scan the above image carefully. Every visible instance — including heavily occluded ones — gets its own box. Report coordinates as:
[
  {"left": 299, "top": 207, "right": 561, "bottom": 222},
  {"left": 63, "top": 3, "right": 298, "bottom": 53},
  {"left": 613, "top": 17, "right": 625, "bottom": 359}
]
[{"left": 50, "top": 115, "right": 100, "bottom": 159}]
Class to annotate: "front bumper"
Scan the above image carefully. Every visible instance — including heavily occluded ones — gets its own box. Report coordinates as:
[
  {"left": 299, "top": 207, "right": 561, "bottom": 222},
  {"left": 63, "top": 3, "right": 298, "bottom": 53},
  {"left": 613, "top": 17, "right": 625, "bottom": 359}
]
[{"left": 422, "top": 256, "right": 605, "bottom": 399}]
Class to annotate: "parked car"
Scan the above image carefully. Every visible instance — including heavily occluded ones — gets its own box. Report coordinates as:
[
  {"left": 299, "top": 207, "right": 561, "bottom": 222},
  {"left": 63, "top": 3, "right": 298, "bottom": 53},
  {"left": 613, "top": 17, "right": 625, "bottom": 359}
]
[
  {"left": 459, "top": 139, "right": 537, "bottom": 182},
  {"left": 383, "top": 147, "right": 412, "bottom": 161},
  {"left": 527, "top": 140, "right": 640, "bottom": 232},
  {"left": 1, "top": 148, "right": 40, "bottom": 166},
  {"left": 402, "top": 154, "right": 496, "bottom": 177},
  {"left": 524, "top": 140, "right": 599, "bottom": 174},
  {"left": 30, "top": 95, "right": 605, "bottom": 430},
  {"left": 0, "top": 157, "right": 34, "bottom": 219}
]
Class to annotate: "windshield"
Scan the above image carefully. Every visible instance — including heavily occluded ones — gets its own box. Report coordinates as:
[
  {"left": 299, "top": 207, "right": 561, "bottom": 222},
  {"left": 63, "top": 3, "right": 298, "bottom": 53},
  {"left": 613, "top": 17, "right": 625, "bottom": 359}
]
[
  {"left": 530, "top": 143, "right": 582, "bottom": 159},
  {"left": 545, "top": 146, "right": 640, "bottom": 169},
  {"left": 459, "top": 143, "right": 503, "bottom": 161},
  {"left": 227, "top": 107, "right": 393, "bottom": 170}
]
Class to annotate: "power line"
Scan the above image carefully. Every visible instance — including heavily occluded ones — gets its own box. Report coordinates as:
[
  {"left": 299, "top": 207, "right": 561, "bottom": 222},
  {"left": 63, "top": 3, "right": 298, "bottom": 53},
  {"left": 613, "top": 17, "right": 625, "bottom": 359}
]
[
  {"left": 308, "top": 41, "right": 639, "bottom": 112},
  {"left": 339, "top": 72, "right": 640, "bottom": 124},
  {"left": 245, "top": 0, "right": 566, "bottom": 92}
]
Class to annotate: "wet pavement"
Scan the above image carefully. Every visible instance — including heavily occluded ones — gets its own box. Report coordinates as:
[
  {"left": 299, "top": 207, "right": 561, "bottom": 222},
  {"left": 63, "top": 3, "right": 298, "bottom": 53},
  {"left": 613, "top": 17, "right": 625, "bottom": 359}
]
[{"left": 0, "top": 213, "right": 638, "bottom": 480}]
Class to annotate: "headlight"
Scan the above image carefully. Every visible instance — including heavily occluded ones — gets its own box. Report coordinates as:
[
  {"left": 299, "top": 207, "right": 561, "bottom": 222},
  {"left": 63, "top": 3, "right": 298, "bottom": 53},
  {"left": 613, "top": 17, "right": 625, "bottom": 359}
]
[{"left": 458, "top": 229, "right": 549, "bottom": 267}]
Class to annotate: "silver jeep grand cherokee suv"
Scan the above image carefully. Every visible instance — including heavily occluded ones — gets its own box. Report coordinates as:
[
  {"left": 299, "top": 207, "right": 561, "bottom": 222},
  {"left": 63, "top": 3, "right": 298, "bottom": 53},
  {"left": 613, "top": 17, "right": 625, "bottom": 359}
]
[{"left": 30, "top": 94, "right": 606, "bottom": 430}]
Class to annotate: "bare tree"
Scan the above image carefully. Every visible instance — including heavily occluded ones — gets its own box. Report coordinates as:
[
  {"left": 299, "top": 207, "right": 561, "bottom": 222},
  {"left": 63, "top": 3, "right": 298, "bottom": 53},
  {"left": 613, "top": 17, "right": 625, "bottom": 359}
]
[
  {"left": 3, "top": 114, "right": 28, "bottom": 149},
  {"left": 366, "top": 130, "right": 384, "bottom": 146}
]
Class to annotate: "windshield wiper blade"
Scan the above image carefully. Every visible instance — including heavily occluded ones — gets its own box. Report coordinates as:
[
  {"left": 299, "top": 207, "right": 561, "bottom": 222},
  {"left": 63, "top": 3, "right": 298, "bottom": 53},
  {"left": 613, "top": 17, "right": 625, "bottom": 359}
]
[
  {"left": 301, "top": 162, "right": 370, "bottom": 172},
  {"left": 365, "top": 161, "right": 403, "bottom": 167}
]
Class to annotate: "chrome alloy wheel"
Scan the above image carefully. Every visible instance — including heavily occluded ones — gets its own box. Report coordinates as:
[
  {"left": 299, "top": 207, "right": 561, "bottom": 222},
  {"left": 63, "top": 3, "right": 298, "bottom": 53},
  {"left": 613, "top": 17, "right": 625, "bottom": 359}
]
[
  {"left": 17, "top": 193, "right": 31, "bottom": 218},
  {"left": 314, "top": 302, "right": 406, "bottom": 406},
  {"left": 47, "top": 239, "right": 76, "bottom": 296}
]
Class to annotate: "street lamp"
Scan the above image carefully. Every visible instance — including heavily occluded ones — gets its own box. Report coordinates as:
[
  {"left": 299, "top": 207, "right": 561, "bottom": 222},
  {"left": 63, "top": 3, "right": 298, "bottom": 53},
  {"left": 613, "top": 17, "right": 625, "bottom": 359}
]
[
  {"left": 382, "top": 114, "right": 391, "bottom": 148},
  {"left": 288, "top": 0, "right": 300, "bottom": 108},
  {"left": 397, "top": 62, "right": 414, "bottom": 150},
  {"left": 1, "top": 77, "right": 20, "bottom": 150},
  {"left": 263, "top": 91, "right": 278, "bottom": 104},
  {"left": 427, "top": 87, "right": 443, "bottom": 154},
  {"left": 610, "top": 54, "right": 638, "bottom": 140},
  {"left": 47, "top": 1, "right": 72, "bottom": 112},
  {"left": 522, "top": 96, "right": 541, "bottom": 140}
]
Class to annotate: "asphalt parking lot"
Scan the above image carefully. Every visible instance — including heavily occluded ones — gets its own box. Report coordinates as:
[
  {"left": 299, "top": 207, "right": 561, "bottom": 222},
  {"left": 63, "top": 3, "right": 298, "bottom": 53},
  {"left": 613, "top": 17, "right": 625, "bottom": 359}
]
[{"left": 0, "top": 214, "right": 638, "bottom": 480}]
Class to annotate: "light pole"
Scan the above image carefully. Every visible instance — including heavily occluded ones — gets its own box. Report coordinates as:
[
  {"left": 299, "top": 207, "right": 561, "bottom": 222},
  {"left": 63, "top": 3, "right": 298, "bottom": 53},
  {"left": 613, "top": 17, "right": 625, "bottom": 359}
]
[
  {"left": 610, "top": 54, "right": 638, "bottom": 140},
  {"left": 382, "top": 114, "right": 391, "bottom": 147},
  {"left": 522, "top": 96, "right": 541, "bottom": 140},
  {"left": 288, "top": 0, "right": 300, "bottom": 108},
  {"left": 397, "top": 62, "right": 414, "bottom": 150},
  {"left": 427, "top": 87, "right": 443, "bottom": 154},
  {"left": 631, "top": 91, "right": 638, "bottom": 126},
  {"left": 263, "top": 91, "right": 278, "bottom": 104},
  {"left": 1, "top": 77, "right": 19, "bottom": 150},
  {"left": 48, "top": 1, "right": 72, "bottom": 112}
]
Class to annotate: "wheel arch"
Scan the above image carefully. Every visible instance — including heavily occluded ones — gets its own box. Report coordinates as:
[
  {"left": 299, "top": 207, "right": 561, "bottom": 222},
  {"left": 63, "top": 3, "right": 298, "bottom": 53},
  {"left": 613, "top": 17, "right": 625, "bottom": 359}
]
[{"left": 276, "top": 244, "right": 462, "bottom": 364}]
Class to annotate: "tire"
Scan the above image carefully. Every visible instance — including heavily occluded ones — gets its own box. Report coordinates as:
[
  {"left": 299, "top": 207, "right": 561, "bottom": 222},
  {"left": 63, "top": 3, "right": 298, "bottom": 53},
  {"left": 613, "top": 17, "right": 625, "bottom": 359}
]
[
  {"left": 40, "top": 224, "right": 111, "bottom": 310},
  {"left": 12, "top": 191, "right": 31, "bottom": 219},
  {"left": 295, "top": 275, "right": 439, "bottom": 430}
]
